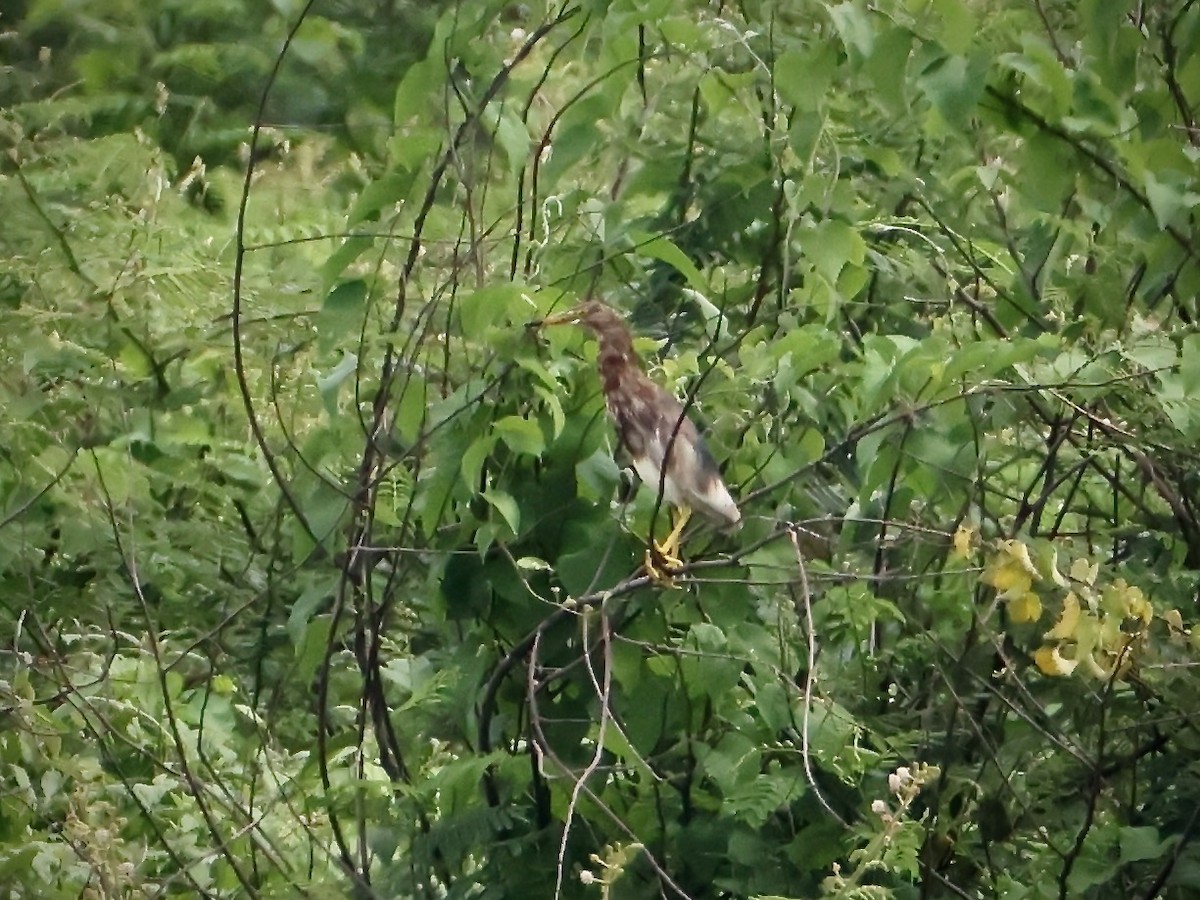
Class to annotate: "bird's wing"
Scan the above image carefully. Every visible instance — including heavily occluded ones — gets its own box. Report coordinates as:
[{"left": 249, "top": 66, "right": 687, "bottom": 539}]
[
  {"left": 676, "top": 429, "right": 739, "bottom": 528},
  {"left": 676, "top": 429, "right": 741, "bottom": 527},
  {"left": 616, "top": 382, "right": 740, "bottom": 527}
]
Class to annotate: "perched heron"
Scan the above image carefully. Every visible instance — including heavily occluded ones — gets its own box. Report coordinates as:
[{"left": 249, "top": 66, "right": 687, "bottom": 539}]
[{"left": 538, "top": 299, "right": 740, "bottom": 581}]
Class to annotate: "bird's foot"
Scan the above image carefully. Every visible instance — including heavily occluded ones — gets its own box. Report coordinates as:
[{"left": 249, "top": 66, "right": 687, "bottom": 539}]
[{"left": 644, "top": 541, "right": 684, "bottom": 588}]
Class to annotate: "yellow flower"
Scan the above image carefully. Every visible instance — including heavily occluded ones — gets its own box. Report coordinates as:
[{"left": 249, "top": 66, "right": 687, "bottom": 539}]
[
  {"left": 1045, "top": 548, "right": 1069, "bottom": 587},
  {"left": 1034, "top": 645, "right": 1078, "bottom": 676},
  {"left": 951, "top": 524, "right": 976, "bottom": 560},
  {"left": 982, "top": 540, "right": 1041, "bottom": 598},
  {"left": 984, "top": 564, "right": 1033, "bottom": 597},
  {"left": 1069, "top": 557, "right": 1099, "bottom": 586},
  {"left": 1122, "top": 582, "right": 1152, "bottom": 624},
  {"left": 1009, "top": 592, "right": 1043, "bottom": 623},
  {"left": 1082, "top": 650, "right": 1114, "bottom": 680},
  {"left": 1046, "top": 592, "right": 1081, "bottom": 640},
  {"left": 1163, "top": 608, "right": 1186, "bottom": 641},
  {"left": 1001, "top": 539, "right": 1041, "bottom": 577}
]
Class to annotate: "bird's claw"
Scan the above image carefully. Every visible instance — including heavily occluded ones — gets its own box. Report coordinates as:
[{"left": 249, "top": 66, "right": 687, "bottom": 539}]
[{"left": 644, "top": 541, "right": 684, "bottom": 588}]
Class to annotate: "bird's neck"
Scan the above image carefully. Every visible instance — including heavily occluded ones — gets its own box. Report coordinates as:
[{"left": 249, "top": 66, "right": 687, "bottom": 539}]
[{"left": 593, "top": 330, "right": 640, "bottom": 396}]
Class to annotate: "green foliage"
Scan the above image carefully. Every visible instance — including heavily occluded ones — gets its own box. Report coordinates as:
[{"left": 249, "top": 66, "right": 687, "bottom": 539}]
[{"left": 4, "top": 0, "right": 1200, "bottom": 897}]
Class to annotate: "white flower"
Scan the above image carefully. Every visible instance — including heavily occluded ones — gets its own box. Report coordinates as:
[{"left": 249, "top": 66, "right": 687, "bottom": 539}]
[{"left": 888, "top": 766, "right": 913, "bottom": 794}]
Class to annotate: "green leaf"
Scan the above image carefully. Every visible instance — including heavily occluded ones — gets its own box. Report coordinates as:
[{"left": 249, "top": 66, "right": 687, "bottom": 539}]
[
  {"left": 772, "top": 324, "right": 843, "bottom": 379},
  {"left": 542, "top": 95, "right": 618, "bottom": 185},
  {"left": 699, "top": 69, "right": 759, "bottom": 118},
  {"left": 515, "top": 354, "right": 560, "bottom": 392},
  {"left": 575, "top": 446, "right": 621, "bottom": 501},
  {"left": 632, "top": 234, "right": 706, "bottom": 290},
  {"left": 554, "top": 510, "right": 632, "bottom": 596},
  {"left": 1119, "top": 826, "right": 1170, "bottom": 864},
  {"left": 788, "top": 111, "right": 825, "bottom": 165},
  {"left": 1121, "top": 333, "right": 1176, "bottom": 373},
  {"left": 696, "top": 731, "right": 760, "bottom": 795},
  {"left": 287, "top": 577, "right": 337, "bottom": 648},
  {"left": 863, "top": 25, "right": 914, "bottom": 109},
  {"left": 805, "top": 697, "right": 861, "bottom": 762},
  {"left": 804, "top": 220, "right": 866, "bottom": 285},
  {"left": 1144, "top": 172, "right": 1200, "bottom": 229},
  {"left": 1180, "top": 334, "right": 1200, "bottom": 393},
  {"left": 754, "top": 679, "right": 794, "bottom": 734},
  {"left": 532, "top": 385, "right": 565, "bottom": 440},
  {"left": 743, "top": 542, "right": 797, "bottom": 586},
  {"left": 118, "top": 338, "right": 156, "bottom": 379},
  {"left": 722, "top": 771, "right": 802, "bottom": 828},
  {"left": 386, "top": 127, "right": 442, "bottom": 173},
  {"left": 999, "top": 39, "right": 1072, "bottom": 118},
  {"left": 680, "top": 623, "right": 743, "bottom": 701},
  {"left": 317, "top": 279, "right": 368, "bottom": 351},
  {"left": 459, "top": 283, "right": 526, "bottom": 336},
  {"left": 481, "top": 487, "right": 520, "bottom": 534},
  {"left": 931, "top": 0, "right": 977, "bottom": 55},
  {"left": 1069, "top": 837, "right": 1120, "bottom": 891},
  {"left": 441, "top": 553, "right": 490, "bottom": 619},
  {"left": 460, "top": 434, "right": 493, "bottom": 488},
  {"left": 598, "top": 717, "right": 660, "bottom": 783},
  {"left": 347, "top": 170, "right": 418, "bottom": 227},
  {"left": 484, "top": 102, "right": 530, "bottom": 169},
  {"left": 316, "top": 352, "right": 359, "bottom": 416},
  {"left": 658, "top": 15, "right": 703, "bottom": 48},
  {"left": 829, "top": 0, "right": 875, "bottom": 61},
  {"left": 294, "top": 479, "right": 350, "bottom": 559},
  {"left": 916, "top": 52, "right": 988, "bottom": 126},
  {"left": 493, "top": 416, "right": 544, "bottom": 457},
  {"left": 775, "top": 44, "right": 838, "bottom": 112},
  {"left": 393, "top": 372, "right": 428, "bottom": 444},
  {"left": 1069, "top": 69, "right": 1135, "bottom": 134},
  {"left": 393, "top": 58, "right": 440, "bottom": 127},
  {"left": 88, "top": 448, "right": 148, "bottom": 505},
  {"left": 1015, "top": 130, "right": 1076, "bottom": 209},
  {"left": 942, "top": 334, "right": 1055, "bottom": 382},
  {"left": 320, "top": 236, "right": 374, "bottom": 289}
]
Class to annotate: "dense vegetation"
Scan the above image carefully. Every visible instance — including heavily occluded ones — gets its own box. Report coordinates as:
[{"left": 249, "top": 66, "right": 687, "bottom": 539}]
[{"left": 3, "top": 0, "right": 1200, "bottom": 896}]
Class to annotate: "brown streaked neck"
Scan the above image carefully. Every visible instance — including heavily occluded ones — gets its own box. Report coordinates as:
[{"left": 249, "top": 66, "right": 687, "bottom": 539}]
[{"left": 582, "top": 313, "right": 640, "bottom": 396}]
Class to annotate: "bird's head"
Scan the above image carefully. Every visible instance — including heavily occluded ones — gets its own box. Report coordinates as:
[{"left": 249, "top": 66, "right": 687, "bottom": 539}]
[{"left": 537, "top": 299, "right": 624, "bottom": 334}]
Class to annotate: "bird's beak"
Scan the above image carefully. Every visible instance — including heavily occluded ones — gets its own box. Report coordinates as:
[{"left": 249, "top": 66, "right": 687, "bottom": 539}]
[{"left": 533, "top": 308, "right": 582, "bottom": 329}]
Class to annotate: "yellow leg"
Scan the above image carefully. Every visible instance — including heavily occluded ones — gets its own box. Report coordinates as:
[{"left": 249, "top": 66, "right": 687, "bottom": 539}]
[
  {"left": 644, "top": 507, "right": 691, "bottom": 586},
  {"left": 657, "top": 506, "right": 691, "bottom": 562}
]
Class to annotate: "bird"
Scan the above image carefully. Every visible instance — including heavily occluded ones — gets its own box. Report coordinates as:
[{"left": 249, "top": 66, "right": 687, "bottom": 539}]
[{"left": 537, "top": 299, "right": 740, "bottom": 582}]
